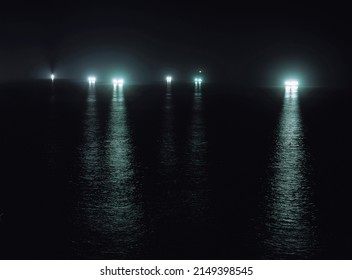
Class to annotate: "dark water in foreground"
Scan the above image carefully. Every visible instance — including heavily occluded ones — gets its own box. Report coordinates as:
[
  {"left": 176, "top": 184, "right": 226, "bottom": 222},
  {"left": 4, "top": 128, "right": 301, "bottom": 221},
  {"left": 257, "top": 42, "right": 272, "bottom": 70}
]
[{"left": 0, "top": 81, "right": 351, "bottom": 259}]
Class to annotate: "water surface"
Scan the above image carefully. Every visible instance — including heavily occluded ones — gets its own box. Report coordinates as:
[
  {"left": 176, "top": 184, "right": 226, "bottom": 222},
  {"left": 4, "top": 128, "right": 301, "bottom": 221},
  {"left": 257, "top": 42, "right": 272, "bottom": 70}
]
[{"left": 0, "top": 81, "right": 351, "bottom": 259}]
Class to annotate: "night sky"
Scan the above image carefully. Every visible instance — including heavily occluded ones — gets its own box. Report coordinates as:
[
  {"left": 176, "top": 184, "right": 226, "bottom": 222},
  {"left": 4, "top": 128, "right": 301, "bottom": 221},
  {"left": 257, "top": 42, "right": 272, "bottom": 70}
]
[{"left": 0, "top": 5, "right": 350, "bottom": 86}]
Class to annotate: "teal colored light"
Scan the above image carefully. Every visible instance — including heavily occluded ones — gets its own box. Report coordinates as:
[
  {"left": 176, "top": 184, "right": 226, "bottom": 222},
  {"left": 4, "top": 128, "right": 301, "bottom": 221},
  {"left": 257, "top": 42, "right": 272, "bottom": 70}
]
[{"left": 113, "top": 78, "right": 124, "bottom": 86}]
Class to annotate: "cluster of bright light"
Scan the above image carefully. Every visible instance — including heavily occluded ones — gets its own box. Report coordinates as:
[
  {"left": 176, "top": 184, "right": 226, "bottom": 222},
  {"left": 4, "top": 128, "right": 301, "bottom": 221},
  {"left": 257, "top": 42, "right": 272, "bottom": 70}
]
[
  {"left": 166, "top": 76, "right": 172, "bottom": 82},
  {"left": 285, "top": 80, "right": 299, "bottom": 94},
  {"left": 194, "top": 78, "right": 202, "bottom": 83},
  {"left": 88, "top": 76, "right": 96, "bottom": 83},
  {"left": 285, "top": 80, "right": 299, "bottom": 86},
  {"left": 51, "top": 74, "right": 55, "bottom": 81},
  {"left": 112, "top": 78, "right": 124, "bottom": 86}
]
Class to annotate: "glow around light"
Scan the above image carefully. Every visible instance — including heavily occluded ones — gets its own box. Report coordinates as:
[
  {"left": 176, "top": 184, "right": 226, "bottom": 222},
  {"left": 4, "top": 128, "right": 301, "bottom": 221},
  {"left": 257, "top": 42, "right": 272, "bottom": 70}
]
[
  {"left": 88, "top": 76, "right": 96, "bottom": 83},
  {"left": 51, "top": 74, "right": 55, "bottom": 81},
  {"left": 113, "top": 78, "right": 124, "bottom": 86},
  {"left": 166, "top": 76, "right": 172, "bottom": 82}
]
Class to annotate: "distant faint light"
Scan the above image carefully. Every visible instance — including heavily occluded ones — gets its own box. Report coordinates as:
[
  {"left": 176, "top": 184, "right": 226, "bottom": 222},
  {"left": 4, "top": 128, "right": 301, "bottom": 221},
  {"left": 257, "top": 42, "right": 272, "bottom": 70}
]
[
  {"left": 199, "top": 70, "right": 202, "bottom": 73},
  {"left": 166, "top": 76, "right": 172, "bottom": 82},
  {"left": 51, "top": 74, "right": 55, "bottom": 81},
  {"left": 88, "top": 76, "right": 96, "bottom": 84}
]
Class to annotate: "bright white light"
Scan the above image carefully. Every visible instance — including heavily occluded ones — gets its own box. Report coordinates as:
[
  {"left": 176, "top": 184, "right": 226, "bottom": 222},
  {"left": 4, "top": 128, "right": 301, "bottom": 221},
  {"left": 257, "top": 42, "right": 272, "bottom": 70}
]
[
  {"left": 285, "top": 80, "right": 299, "bottom": 94},
  {"left": 285, "top": 85, "right": 298, "bottom": 97},
  {"left": 287, "top": 85, "right": 298, "bottom": 91},
  {"left": 285, "top": 80, "right": 299, "bottom": 86},
  {"left": 195, "top": 78, "right": 202, "bottom": 83},
  {"left": 117, "top": 79, "right": 124, "bottom": 86},
  {"left": 166, "top": 76, "right": 172, "bottom": 82},
  {"left": 113, "top": 79, "right": 118, "bottom": 85},
  {"left": 51, "top": 74, "right": 55, "bottom": 81},
  {"left": 88, "top": 76, "right": 96, "bottom": 83}
]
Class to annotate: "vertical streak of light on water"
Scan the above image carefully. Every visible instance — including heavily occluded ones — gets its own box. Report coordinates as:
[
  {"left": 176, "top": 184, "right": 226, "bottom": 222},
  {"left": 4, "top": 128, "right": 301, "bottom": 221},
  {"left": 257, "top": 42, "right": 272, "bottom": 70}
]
[
  {"left": 80, "top": 83, "right": 98, "bottom": 183},
  {"left": 75, "top": 82, "right": 100, "bottom": 256},
  {"left": 76, "top": 84, "right": 143, "bottom": 258},
  {"left": 186, "top": 82, "right": 210, "bottom": 221},
  {"left": 103, "top": 84, "right": 144, "bottom": 257},
  {"left": 166, "top": 81, "right": 172, "bottom": 94},
  {"left": 264, "top": 87, "right": 319, "bottom": 258},
  {"left": 159, "top": 81, "right": 176, "bottom": 174},
  {"left": 191, "top": 83, "right": 206, "bottom": 181}
]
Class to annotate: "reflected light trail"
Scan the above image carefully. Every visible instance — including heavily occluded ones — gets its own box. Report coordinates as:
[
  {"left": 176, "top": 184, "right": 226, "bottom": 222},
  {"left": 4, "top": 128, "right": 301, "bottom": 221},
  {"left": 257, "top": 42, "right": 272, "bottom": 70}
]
[
  {"left": 104, "top": 81, "right": 143, "bottom": 257},
  {"left": 75, "top": 82, "right": 144, "bottom": 258},
  {"left": 194, "top": 78, "right": 202, "bottom": 94},
  {"left": 160, "top": 78, "right": 176, "bottom": 175},
  {"left": 112, "top": 81, "right": 124, "bottom": 102},
  {"left": 264, "top": 87, "right": 319, "bottom": 258},
  {"left": 285, "top": 85, "right": 298, "bottom": 98},
  {"left": 166, "top": 76, "right": 172, "bottom": 93},
  {"left": 184, "top": 78, "right": 210, "bottom": 223},
  {"left": 88, "top": 77, "right": 96, "bottom": 102}
]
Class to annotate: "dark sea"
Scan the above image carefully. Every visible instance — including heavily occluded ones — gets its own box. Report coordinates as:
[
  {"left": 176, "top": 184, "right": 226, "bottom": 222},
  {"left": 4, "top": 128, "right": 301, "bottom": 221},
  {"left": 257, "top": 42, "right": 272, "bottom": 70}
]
[{"left": 0, "top": 80, "right": 351, "bottom": 259}]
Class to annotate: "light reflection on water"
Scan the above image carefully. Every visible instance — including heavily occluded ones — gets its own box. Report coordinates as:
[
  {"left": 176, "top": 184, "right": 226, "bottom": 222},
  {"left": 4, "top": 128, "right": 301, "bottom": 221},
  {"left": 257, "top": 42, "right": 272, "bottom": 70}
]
[
  {"left": 190, "top": 81, "right": 206, "bottom": 180},
  {"left": 87, "top": 83, "right": 96, "bottom": 102},
  {"left": 184, "top": 84, "right": 210, "bottom": 224},
  {"left": 166, "top": 81, "right": 172, "bottom": 94},
  {"left": 263, "top": 87, "right": 319, "bottom": 258},
  {"left": 159, "top": 83, "right": 176, "bottom": 171},
  {"left": 75, "top": 85, "right": 144, "bottom": 258},
  {"left": 69, "top": 84, "right": 319, "bottom": 258},
  {"left": 2, "top": 82, "right": 350, "bottom": 259}
]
